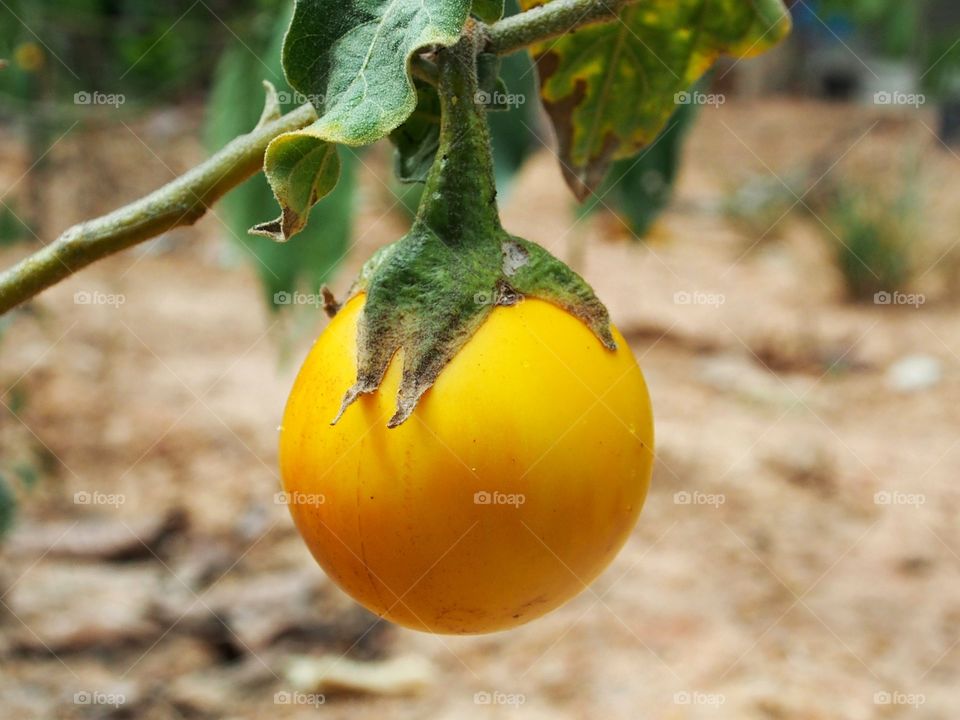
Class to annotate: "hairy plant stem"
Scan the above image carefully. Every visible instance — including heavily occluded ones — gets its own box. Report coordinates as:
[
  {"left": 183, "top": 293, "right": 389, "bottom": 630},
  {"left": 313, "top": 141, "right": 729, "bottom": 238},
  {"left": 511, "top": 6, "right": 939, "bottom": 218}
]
[
  {"left": 0, "top": 2, "right": 633, "bottom": 314},
  {"left": 415, "top": 28, "right": 501, "bottom": 244}
]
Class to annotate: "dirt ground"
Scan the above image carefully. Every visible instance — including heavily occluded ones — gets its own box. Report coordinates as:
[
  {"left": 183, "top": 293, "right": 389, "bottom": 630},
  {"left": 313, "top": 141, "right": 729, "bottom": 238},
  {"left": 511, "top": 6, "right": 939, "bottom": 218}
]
[{"left": 1, "top": 99, "right": 959, "bottom": 719}]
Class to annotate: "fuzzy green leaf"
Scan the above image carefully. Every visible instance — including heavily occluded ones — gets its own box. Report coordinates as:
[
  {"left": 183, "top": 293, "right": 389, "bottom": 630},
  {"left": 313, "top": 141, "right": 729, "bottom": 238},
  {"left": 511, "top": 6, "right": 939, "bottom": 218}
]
[
  {"left": 282, "top": 0, "right": 471, "bottom": 146},
  {"left": 253, "top": 133, "right": 341, "bottom": 241},
  {"left": 472, "top": 0, "right": 505, "bottom": 22},
  {"left": 261, "top": 0, "right": 471, "bottom": 239},
  {"left": 519, "top": 0, "right": 792, "bottom": 199}
]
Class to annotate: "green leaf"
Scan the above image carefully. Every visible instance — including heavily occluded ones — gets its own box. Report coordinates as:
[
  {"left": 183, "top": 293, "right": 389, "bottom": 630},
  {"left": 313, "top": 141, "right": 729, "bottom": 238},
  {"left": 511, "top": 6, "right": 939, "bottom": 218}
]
[
  {"left": 389, "top": 80, "right": 442, "bottom": 184},
  {"left": 580, "top": 95, "right": 699, "bottom": 237},
  {"left": 475, "top": 52, "right": 511, "bottom": 111},
  {"left": 204, "top": 19, "right": 356, "bottom": 309},
  {"left": 390, "top": 52, "right": 504, "bottom": 186},
  {"left": 259, "top": 154, "right": 357, "bottom": 309},
  {"left": 262, "top": 0, "right": 471, "bottom": 239},
  {"left": 472, "top": 0, "right": 505, "bottom": 22},
  {"left": 252, "top": 133, "right": 341, "bottom": 241},
  {"left": 519, "top": 0, "right": 792, "bottom": 199},
  {"left": 282, "top": 0, "right": 471, "bottom": 146}
]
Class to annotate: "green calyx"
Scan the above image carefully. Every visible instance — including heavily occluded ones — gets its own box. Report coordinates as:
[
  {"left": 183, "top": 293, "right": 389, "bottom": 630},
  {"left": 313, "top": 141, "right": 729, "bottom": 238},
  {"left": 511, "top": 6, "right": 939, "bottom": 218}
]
[{"left": 333, "top": 27, "right": 615, "bottom": 428}]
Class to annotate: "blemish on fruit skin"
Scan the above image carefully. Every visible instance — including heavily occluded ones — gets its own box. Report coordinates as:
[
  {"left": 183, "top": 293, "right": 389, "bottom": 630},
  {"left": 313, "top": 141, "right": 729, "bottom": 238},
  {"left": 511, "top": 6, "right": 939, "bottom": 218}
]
[{"left": 516, "top": 594, "right": 549, "bottom": 613}]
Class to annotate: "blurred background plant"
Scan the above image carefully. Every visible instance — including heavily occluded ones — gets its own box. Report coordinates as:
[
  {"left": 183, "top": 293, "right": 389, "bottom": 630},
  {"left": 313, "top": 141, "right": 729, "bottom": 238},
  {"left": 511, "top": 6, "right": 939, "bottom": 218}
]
[
  {"left": 201, "top": 5, "right": 357, "bottom": 321},
  {"left": 0, "top": 0, "right": 289, "bottom": 106},
  {"left": 0, "top": 401, "right": 49, "bottom": 540},
  {"left": 0, "top": 0, "right": 288, "bottom": 239},
  {"left": 0, "top": 312, "right": 54, "bottom": 540},
  {"left": 810, "top": 155, "right": 924, "bottom": 301},
  {"left": 721, "top": 135, "right": 929, "bottom": 303}
]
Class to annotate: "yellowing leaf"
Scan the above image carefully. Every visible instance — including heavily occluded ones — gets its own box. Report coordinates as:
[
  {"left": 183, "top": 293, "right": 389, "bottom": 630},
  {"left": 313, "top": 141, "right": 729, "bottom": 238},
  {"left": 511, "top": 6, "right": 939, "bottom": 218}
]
[{"left": 519, "top": 0, "right": 792, "bottom": 199}]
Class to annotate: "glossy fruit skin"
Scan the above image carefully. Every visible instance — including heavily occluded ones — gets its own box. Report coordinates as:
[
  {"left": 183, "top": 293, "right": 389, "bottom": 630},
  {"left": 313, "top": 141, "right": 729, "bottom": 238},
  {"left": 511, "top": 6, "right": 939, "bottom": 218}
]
[{"left": 279, "top": 295, "right": 654, "bottom": 634}]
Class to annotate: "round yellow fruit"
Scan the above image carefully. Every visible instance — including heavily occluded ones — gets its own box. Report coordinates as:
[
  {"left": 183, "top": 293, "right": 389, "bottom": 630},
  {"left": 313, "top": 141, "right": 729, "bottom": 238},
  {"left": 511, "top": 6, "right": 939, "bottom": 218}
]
[{"left": 279, "top": 294, "right": 654, "bottom": 634}]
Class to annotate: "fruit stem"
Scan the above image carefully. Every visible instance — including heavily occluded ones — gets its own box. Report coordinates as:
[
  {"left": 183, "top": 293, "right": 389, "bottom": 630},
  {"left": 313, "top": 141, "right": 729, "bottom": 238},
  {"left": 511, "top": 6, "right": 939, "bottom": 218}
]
[{"left": 415, "top": 27, "right": 502, "bottom": 245}]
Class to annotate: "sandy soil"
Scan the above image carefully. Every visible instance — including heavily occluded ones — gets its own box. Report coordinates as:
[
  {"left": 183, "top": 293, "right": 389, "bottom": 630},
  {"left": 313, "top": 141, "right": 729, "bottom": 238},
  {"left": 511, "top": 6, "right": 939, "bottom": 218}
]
[{"left": 1, "top": 99, "right": 958, "bottom": 719}]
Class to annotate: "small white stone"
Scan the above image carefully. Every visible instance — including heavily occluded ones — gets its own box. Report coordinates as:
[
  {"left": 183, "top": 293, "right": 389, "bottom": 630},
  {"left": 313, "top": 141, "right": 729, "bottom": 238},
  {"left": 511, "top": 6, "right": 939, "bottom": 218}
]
[{"left": 886, "top": 355, "right": 942, "bottom": 392}]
